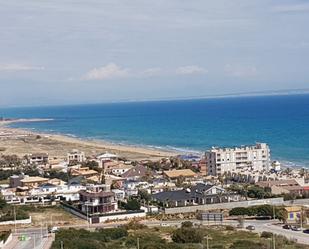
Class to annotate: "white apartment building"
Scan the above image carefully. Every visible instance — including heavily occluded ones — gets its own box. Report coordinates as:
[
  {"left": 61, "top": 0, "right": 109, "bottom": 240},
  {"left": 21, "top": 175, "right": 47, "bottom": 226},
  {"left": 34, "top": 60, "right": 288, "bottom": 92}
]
[{"left": 205, "top": 143, "right": 270, "bottom": 176}]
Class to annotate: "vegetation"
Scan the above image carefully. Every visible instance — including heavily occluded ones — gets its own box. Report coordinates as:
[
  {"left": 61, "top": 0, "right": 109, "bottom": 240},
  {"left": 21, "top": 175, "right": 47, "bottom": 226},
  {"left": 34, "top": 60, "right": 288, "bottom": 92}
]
[
  {"left": 120, "top": 198, "right": 141, "bottom": 211},
  {"left": 51, "top": 225, "right": 308, "bottom": 249},
  {"left": 171, "top": 221, "right": 203, "bottom": 243},
  {"left": 229, "top": 205, "right": 287, "bottom": 221},
  {"left": 0, "top": 231, "right": 11, "bottom": 243},
  {"left": 0, "top": 196, "right": 29, "bottom": 222},
  {"left": 82, "top": 160, "right": 99, "bottom": 171},
  {"left": 228, "top": 184, "right": 274, "bottom": 199}
]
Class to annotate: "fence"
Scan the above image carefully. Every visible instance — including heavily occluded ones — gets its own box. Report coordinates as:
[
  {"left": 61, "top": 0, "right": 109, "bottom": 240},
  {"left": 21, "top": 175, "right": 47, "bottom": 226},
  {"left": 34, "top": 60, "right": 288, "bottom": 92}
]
[
  {"left": 61, "top": 202, "right": 146, "bottom": 223},
  {"left": 164, "top": 197, "right": 284, "bottom": 214},
  {"left": 0, "top": 217, "right": 32, "bottom": 226}
]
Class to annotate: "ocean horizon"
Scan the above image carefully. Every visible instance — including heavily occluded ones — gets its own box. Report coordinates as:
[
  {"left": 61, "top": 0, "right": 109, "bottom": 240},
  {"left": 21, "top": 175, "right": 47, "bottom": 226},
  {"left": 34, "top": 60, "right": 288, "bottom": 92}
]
[{"left": 1, "top": 94, "right": 309, "bottom": 167}]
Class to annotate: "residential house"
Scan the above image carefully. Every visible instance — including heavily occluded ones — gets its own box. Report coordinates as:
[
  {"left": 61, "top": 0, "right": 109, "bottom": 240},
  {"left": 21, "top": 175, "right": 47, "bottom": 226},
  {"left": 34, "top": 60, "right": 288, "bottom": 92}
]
[
  {"left": 285, "top": 206, "right": 302, "bottom": 224},
  {"left": 256, "top": 179, "right": 304, "bottom": 195},
  {"left": 20, "top": 176, "right": 49, "bottom": 188},
  {"left": 163, "top": 169, "right": 197, "bottom": 181},
  {"left": 79, "top": 189, "right": 117, "bottom": 214},
  {"left": 67, "top": 150, "right": 85, "bottom": 163},
  {"left": 121, "top": 165, "right": 150, "bottom": 180},
  {"left": 70, "top": 166, "right": 99, "bottom": 179},
  {"left": 28, "top": 153, "right": 49, "bottom": 165},
  {"left": 152, "top": 183, "right": 239, "bottom": 207}
]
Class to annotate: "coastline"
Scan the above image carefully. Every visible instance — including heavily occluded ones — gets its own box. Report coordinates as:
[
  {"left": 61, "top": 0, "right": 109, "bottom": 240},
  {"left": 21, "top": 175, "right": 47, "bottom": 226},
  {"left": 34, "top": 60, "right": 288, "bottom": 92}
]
[{"left": 0, "top": 119, "right": 177, "bottom": 160}]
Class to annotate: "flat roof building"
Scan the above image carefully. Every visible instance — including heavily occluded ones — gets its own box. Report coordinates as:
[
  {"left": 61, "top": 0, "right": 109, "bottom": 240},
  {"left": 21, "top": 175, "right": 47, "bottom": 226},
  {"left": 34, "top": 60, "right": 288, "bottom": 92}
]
[{"left": 206, "top": 143, "right": 270, "bottom": 176}]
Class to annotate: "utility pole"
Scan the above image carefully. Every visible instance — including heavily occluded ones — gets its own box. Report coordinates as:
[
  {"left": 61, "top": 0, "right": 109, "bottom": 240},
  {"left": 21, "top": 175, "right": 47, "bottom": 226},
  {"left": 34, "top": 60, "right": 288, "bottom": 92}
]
[
  {"left": 41, "top": 222, "right": 43, "bottom": 249},
  {"left": 33, "top": 233, "right": 36, "bottom": 249},
  {"left": 300, "top": 207, "right": 303, "bottom": 229},
  {"left": 206, "top": 235, "right": 209, "bottom": 249},
  {"left": 272, "top": 233, "right": 276, "bottom": 249},
  {"left": 137, "top": 237, "right": 140, "bottom": 249},
  {"left": 13, "top": 206, "right": 17, "bottom": 232},
  {"left": 86, "top": 204, "right": 90, "bottom": 229}
]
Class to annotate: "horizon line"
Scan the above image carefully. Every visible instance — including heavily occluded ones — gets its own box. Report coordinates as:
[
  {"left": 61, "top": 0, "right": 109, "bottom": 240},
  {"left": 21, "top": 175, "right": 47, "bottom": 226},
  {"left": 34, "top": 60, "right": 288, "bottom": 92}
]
[{"left": 1, "top": 87, "right": 309, "bottom": 109}]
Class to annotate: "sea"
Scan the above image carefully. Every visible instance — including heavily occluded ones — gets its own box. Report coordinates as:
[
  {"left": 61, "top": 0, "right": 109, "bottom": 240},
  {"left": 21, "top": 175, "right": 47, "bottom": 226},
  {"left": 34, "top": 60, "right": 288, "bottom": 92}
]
[{"left": 0, "top": 94, "right": 309, "bottom": 167}]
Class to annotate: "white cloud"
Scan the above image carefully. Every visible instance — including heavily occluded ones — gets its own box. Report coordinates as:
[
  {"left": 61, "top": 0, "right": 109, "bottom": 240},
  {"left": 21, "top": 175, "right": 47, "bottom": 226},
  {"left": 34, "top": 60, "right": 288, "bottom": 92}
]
[
  {"left": 175, "top": 65, "right": 208, "bottom": 75},
  {"left": 139, "top": 67, "right": 162, "bottom": 77},
  {"left": 224, "top": 64, "right": 258, "bottom": 78},
  {"left": 83, "top": 63, "right": 129, "bottom": 80},
  {"left": 272, "top": 3, "right": 309, "bottom": 13},
  {"left": 0, "top": 64, "right": 44, "bottom": 72}
]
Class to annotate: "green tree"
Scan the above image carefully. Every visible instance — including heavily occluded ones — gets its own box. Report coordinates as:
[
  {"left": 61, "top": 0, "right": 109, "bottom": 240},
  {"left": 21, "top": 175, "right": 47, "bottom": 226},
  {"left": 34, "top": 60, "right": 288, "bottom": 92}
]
[{"left": 124, "top": 199, "right": 141, "bottom": 210}]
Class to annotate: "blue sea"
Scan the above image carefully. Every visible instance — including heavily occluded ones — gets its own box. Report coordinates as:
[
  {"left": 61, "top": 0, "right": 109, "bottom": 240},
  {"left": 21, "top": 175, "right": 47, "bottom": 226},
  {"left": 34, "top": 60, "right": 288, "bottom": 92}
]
[{"left": 1, "top": 94, "right": 309, "bottom": 167}]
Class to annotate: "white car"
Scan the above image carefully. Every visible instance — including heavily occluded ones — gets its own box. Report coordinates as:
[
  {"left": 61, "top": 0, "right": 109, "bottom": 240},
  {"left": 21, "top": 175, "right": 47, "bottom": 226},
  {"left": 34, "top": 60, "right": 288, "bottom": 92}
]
[{"left": 49, "top": 226, "right": 59, "bottom": 233}]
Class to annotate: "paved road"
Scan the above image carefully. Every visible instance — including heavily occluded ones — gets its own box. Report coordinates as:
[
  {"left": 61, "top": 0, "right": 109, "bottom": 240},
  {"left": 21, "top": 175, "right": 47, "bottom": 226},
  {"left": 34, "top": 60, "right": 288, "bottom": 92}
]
[
  {"left": 4, "top": 228, "right": 51, "bottom": 249},
  {"left": 5, "top": 219, "right": 309, "bottom": 248}
]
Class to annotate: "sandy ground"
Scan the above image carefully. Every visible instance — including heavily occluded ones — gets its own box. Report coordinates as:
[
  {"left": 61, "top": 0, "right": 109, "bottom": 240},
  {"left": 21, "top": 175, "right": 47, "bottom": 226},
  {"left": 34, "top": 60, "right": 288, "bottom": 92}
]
[
  {"left": 0, "top": 120, "right": 176, "bottom": 161},
  {"left": 29, "top": 207, "right": 87, "bottom": 227}
]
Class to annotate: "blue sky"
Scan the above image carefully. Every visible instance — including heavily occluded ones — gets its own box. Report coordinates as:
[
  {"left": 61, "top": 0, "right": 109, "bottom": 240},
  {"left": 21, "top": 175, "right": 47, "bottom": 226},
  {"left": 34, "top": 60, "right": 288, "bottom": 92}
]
[{"left": 0, "top": 0, "right": 309, "bottom": 106}]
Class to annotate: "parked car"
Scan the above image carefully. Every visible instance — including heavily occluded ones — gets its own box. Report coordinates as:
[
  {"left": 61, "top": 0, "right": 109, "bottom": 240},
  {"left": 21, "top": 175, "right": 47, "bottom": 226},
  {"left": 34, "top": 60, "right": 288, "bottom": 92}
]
[
  {"left": 303, "top": 229, "right": 309, "bottom": 234},
  {"left": 48, "top": 226, "right": 59, "bottom": 233},
  {"left": 246, "top": 225, "right": 255, "bottom": 231},
  {"left": 282, "top": 224, "right": 291, "bottom": 230},
  {"left": 160, "top": 223, "right": 170, "bottom": 227},
  {"left": 291, "top": 226, "right": 302, "bottom": 231}
]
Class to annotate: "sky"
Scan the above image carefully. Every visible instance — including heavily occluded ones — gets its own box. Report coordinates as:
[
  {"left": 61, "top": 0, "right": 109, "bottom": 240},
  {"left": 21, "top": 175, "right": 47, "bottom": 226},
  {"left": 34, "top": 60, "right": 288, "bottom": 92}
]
[{"left": 0, "top": 0, "right": 309, "bottom": 107}]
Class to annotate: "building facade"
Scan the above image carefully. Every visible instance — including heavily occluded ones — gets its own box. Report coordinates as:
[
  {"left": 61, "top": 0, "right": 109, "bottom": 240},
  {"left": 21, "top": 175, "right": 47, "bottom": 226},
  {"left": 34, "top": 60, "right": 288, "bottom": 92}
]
[
  {"left": 67, "top": 150, "right": 85, "bottom": 163},
  {"left": 206, "top": 143, "right": 270, "bottom": 176},
  {"left": 79, "top": 190, "right": 117, "bottom": 214}
]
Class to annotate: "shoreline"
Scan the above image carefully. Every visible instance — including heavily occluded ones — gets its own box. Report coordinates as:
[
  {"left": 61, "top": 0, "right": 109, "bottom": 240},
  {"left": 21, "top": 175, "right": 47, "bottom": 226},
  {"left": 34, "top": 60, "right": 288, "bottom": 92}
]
[
  {"left": 0, "top": 119, "right": 178, "bottom": 160},
  {"left": 0, "top": 119, "right": 308, "bottom": 167}
]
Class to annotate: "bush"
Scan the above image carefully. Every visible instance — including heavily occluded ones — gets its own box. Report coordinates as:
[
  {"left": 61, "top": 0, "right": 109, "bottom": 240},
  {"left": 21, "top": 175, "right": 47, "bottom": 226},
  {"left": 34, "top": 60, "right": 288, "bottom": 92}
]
[
  {"left": 225, "top": 225, "right": 235, "bottom": 231},
  {"left": 0, "top": 231, "right": 11, "bottom": 243},
  {"left": 229, "top": 240, "right": 267, "bottom": 249},
  {"left": 181, "top": 221, "right": 193, "bottom": 228},
  {"left": 261, "top": 231, "right": 273, "bottom": 239},
  {"left": 98, "top": 227, "right": 128, "bottom": 240},
  {"left": 124, "top": 199, "right": 141, "bottom": 211},
  {"left": 229, "top": 207, "right": 248, "bottom": 216},
  {"left": 172, "top": 227, "right": 203, "bottom": 243},
  {"left": 122, "top": 220, "right": 146, "bottom": 230},
  {"left": 229, "top": 205, "right": 274, "bottom": 217}
]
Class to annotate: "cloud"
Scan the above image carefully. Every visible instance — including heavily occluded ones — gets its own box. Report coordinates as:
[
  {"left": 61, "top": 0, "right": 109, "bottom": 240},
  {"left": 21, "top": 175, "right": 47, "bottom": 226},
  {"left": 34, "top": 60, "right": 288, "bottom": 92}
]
[
  {"left": 139, "top": 67, "right": 162, "bottom": 77},
  {"left": 83, "top": 63, "right": 129, "bottom": 80},
  {"left": 0, "top": 64, "right": 44, "bottom": 72},
  {"left": 272, "top": 3, "right": 309, "bottom": 13},
  {"left": 175, "top": 65, "right": 208, "bottom": 75},
  {"left": 224, "top": 64, "right": 258, "bottom": 78}
]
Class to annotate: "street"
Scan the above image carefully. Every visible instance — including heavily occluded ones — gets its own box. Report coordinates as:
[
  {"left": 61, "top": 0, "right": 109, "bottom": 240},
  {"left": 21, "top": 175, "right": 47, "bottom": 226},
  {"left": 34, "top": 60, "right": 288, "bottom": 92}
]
[{"left": 4, "top": 228, "right": 52, "bottom": 249}]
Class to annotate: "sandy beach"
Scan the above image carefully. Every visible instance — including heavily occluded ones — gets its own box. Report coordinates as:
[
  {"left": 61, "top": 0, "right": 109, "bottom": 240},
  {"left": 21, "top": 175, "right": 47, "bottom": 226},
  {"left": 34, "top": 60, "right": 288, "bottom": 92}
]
[{"left": 0, "top": 120, "right": 176, "bottom": 161}]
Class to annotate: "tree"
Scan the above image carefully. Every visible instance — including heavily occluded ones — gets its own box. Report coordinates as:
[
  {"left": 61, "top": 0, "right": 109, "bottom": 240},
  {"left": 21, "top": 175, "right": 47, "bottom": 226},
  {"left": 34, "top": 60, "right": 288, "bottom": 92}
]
[
  {"left": 0, "top": 195, "right": 7, "bottom": 209},
  {"left": 138, "top": 189, "right": 151, "bottom": 202},
  {"left": 276, "top": 207, "right": 288, "bottom": 223},
  {"left": 124, "top": 199, "right": 141, "bottom": 210}
]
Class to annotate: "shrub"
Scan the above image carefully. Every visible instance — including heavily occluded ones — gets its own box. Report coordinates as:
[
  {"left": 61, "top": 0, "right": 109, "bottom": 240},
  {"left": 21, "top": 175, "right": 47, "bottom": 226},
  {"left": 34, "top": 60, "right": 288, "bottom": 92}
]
[
  {"left": 171, "top": 227, "right": 203, "bottom": 243},
  {"left": 225, "top": 225, "right": 235, "bottom": 231},
  {"left": 124, "top": 199, "right": 141, "bottom": 211},
  {"left": 261, "top": 231, "right": 273, "bottom": 239},
  {"left": 229, "top": 240, "right": 267, "bottom": 249},
  {"left": 181, "top": 221, "right": 193, "bottom": 228},
  {"left": 122, "top": 220, "right": 146, "bottom": 230}
]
